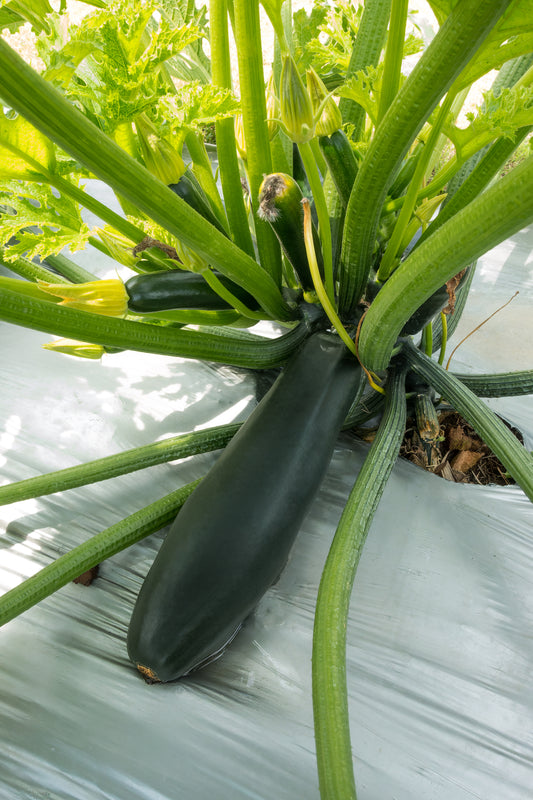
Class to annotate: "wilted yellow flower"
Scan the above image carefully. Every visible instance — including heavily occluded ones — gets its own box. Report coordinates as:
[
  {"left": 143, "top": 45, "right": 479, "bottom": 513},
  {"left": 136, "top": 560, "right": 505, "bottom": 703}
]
[
  {"left": 37, "top": 279, "right": 129, "bottom": 317},
  {"left": 42, "top": 338, "right": 106, "bottom": 359}
]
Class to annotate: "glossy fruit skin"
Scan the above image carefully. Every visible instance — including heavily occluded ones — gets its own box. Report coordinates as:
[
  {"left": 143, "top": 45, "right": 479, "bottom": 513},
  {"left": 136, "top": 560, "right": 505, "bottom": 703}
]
[
  {"left": 168, "top": 169, "right": 227, "bottom": 236},
  {"left": 125, "top": 269, "right": 260, "bottom": 313},
  {"left": 127, "top": 331, "right": 363, "bottom": 682}
]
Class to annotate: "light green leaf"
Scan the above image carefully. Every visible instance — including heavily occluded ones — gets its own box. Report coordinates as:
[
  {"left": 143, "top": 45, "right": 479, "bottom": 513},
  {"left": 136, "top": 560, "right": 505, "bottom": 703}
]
[
  {"left": 156, "top": 83, "right": 240, "bottom": 132},
  {"left": 454, "top": 0, "right": 533, "bottom": 89},
  {"left": 0, "top": 181, "right": 93, "bottom": 260},
  {"left": 0, "top": 108, "right": 55, "bottom": 178},
  {"left": 297, "top": 0, "right": 361, "bottom": 75},
  {"left": 443, "top": 84, "right": 533, "bottom": 162},
  {"left": 335, "top": 66, "right": 382, "bottom": 127},
  {"left": 0, "top": 0, "right": 54, "bottom": 33}
]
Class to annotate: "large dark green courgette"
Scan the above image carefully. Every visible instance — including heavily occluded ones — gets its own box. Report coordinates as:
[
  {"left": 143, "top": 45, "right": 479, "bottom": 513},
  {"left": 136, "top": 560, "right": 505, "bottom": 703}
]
[
  {"left": 127, "top": 332, "right": 363, "bottom": 682},
  {"left": 125, "top": 269, "right": 260, "bottom": 313}
]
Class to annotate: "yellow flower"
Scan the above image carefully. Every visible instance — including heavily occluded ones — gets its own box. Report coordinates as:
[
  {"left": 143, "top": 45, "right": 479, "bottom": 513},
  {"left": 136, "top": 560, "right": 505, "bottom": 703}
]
[
  {"left": 37, "top": 279, "right": 129, "bottom": 317},
  {"left": 42, "top": 338, "right": 106, "bottom": 359}
]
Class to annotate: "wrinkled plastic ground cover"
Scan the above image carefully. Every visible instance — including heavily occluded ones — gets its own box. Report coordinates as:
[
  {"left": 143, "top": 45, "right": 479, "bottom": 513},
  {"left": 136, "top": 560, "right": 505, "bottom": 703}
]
[{"left": 0, "top": 224, "right": 532, "bottom": 799}]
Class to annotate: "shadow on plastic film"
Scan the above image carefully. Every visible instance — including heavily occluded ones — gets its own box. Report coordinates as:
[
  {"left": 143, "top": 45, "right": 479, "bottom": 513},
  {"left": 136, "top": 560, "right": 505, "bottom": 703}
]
[{"left": 0, "top": 347, "right": 260, "bottom": 599}]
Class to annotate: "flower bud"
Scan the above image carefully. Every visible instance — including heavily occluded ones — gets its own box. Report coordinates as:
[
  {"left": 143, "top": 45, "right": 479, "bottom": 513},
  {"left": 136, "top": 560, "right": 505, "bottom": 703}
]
[
  {"left": 306, "top": 66, "right": 342, "bottom": 137},
  {"left": 135, "top": 114, "right": 185, "bottom": 185},
  {"left": 280, "top": 55, "right": 314, "bottom": 143},
  {"left": 97, "top": 227, "right": 138, "bottom": 268},
  {"left": 265, "top": 73, "right": 280, "bottom": 140}
]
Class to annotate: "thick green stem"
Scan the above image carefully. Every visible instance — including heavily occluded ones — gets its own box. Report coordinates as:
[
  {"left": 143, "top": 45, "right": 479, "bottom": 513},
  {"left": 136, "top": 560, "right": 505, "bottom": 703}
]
[
  {"left": 0, "top": 280, "right": 309, "bottom": 368},
  {"left": 44, "top": 252, "right": 99, "bottom": 283},
  {"left": 339, "top": 0, "right": 392, "bottom": 139},
  {"left": 338, "top": 0, "right": 513, "bottom": 316},
  {"left": 312, "top": 367, "right": 407, "bottom": 800},
  {"left": 0, "top": 480, "right": 201, "bottom": 628},
  {"left": 417, "top": 126, "right": 532, "bottom": 250},
  {"left": 377, "top": 0, "right": 408, "bottom": 124},
  {"left": 184, "top": 130, "right": 229, "bottom": 234},
  {"left": 47, "top": 173, "right": 146, "bottom": 243},
  {"left": 0, "top": 39, "right": 291, "bottom": 320},
  {"left": 377, "top": 92, "right": 455, "bottom": 281},
  {"left": 359, "top": 153, "right": 533, "bottom": 372},
  {"left": 0, "top": 424, "right": 240, "bottom": 506},
  {"left": 452, "top": 370, "right": 533, "bottom": 398},
  {"left": 404, "top": 342, "right": 533, "bottom": 500},
  {"left": 0, "top": 250, "right": 70, "bottom": 284},
  {"left": 210, "top": 0, "right": 255, "bottom": 257},
  {"left": 233, "top": 0, "right": 282, "bottom": 284}
]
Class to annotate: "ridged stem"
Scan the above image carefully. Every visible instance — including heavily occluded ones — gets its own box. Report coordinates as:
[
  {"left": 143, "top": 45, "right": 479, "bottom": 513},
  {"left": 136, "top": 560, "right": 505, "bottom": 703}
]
[
  {"left": 298, "top": 140, "right": 334, "bottom": 301},
  {"left": 338, "top": 0, "right": 513, "bottom": 316},
  {"left": 0, "top": 280, "right": 309, "bottom": 368},
  {"left": 232, "top": 0, "right": 282, "bottom": 284},
  {"left": 210, "top": 0, "right": 255, "bottom": 257},
  {"left": 377, "top": 92, "right": 455, "bottom": 281},
  {"left": 0, "top": 423, "right": 240, "bottom": 507},
  {"left": 339, "top": 0, "right": 392, "bottom": 138},
  {"left": 312, "top": 367, "right": 407, "bottom": 800},
  {"left": 0, "top": 39, "right": 291, "bottom": 320},
  {"left": 184, "top": 130, "right": 229, "bottom": 234},
  {"left": 452, "top": 370, "right": 533, "bottom": 398},
  {"left": 376, "top": 0, "right": 408, "bottom": 123},
  {"left": 0, "top": 480, "right": 201, "bottom": 628},
  {"left": 359, "top": 153, "right": 533, "bottom": 371}
]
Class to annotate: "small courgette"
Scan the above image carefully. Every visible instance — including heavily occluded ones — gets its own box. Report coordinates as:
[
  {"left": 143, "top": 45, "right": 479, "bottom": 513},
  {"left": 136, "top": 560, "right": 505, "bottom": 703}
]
[
  {"left": 125, "top": 269, "right": 260, "bottom": 313},
  {"left": 258, "top": 172, "right": 323, "bottom": 291},
  {"left": 318, "top": 130, "right": 358, "bottom": 209}
]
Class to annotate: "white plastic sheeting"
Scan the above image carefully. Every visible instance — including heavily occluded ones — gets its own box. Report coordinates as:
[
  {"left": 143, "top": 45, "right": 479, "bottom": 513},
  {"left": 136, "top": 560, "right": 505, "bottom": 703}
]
[{"left": 0, "top": 222, "right": 532, "bottom": 799}]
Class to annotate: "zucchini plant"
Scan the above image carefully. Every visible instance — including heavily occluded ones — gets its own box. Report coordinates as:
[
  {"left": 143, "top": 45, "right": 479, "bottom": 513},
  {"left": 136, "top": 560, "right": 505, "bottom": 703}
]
[{"left": 0, "top": 1, "right": 532, "bottom": 798}]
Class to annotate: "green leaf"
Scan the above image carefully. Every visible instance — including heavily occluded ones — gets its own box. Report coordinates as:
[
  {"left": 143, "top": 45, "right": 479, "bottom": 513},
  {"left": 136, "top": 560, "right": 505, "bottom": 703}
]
[
  {"left": 292, "top": 2, "right": 329, "bottom": 69},
  {"left": 38, "top": 0, "right": 204, "bottom": 133},
  {"left": 0, "top": 0, "right": 54, "bottom": 33},
  {"left": 335, "top": 66, "right": 382, "bottom": 127},
  {"left": 155, "top": 83, "right": 240, "bottom": 132},
  {"left": 454, "top": 0, "right": 533, "bottom": 89},
  {"left": 443, "top": 84, "right": 533, "bottom": 162},
  {"left": 0, "top": 181, "right": 93, "bottom": 261},
  {"left": 296, "top": 0, "right": 361, "bottom": 75},
  {"left": 0, "top": 108, "right": 55, "bottom": 178}
]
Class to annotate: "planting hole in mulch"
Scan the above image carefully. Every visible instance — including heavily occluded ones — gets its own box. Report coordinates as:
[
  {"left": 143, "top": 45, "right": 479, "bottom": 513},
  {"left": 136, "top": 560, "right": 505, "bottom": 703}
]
[
  {"left": 354, "top": 409, "right": 523, "bottom": 486},
  {"left": 400, "top": 410, "right": 523, "bottom": 485}
]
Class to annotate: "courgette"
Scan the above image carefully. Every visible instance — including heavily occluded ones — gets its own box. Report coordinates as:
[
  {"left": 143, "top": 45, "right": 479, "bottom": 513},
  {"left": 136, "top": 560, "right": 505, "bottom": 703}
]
[
  {"left": 258, "top": 172, "right": 323, "bottom": 291},
  {"left": 168, "top": 168, "right": 228, "bottom": 236},
  {"left": 127, "top": 331, "right": 363, "bottom": 682},
  {"left": 318, "top": 130, "right": 358, "bottom": 209},
  {"left": 125, "top": 269, "right": 260, "bottom": 313}
]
